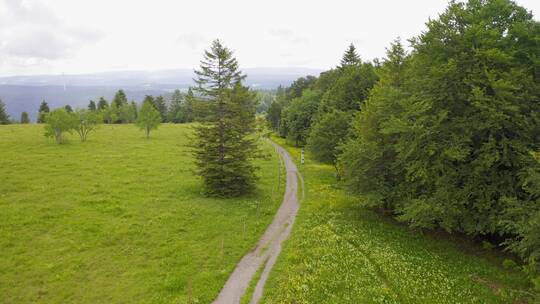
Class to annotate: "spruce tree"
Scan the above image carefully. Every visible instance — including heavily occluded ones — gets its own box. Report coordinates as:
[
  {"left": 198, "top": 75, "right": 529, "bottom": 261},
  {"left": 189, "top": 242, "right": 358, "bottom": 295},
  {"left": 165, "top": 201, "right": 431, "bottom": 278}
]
[
  {"left": 191, "top": 39, "right": 259, "bottom": 197},
  {"left": 20, "top": 112, "right": 30, "bottom": 124},
  {"left": 130, "top": 101, "right": 138, "bottom": 119},
  {"left": 153, "top": 95, "right": 168, "bottom": 122},
  {"left": 97, "top": 97, "right": 108, "bottom": 110},
  {"left": 181, "top": 88, "right": 196, "bottom": 122},
  {"left": 0, "top": 100, "right": 10, "bottom": 124},
  {"left": 168, "top": 90, "right": 184, "bottom": 123},
  {"left": 112, "top": 89, "right": 128, "bottom": 108},
  {"left": 340, "top": 43, "right": 361, "bottom": 67},
  {"left": 37, "top": 100, "right": 50, "bottom": 123},
  {"left": 88, "top": 100, "right": 97, "bottom": 111}
]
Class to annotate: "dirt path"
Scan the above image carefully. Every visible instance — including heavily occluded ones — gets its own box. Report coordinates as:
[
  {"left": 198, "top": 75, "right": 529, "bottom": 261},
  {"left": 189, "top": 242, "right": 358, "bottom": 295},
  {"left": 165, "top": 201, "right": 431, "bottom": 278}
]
[{"left": 212, "top": 141, "right": 300, "bottom": 304}]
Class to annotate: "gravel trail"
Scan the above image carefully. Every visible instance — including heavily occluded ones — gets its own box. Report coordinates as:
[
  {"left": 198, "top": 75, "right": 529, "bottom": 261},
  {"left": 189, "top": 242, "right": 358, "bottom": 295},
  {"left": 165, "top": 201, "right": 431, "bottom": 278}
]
[{"left": 212, "top": 141, "right": 300, "bottom": 304}]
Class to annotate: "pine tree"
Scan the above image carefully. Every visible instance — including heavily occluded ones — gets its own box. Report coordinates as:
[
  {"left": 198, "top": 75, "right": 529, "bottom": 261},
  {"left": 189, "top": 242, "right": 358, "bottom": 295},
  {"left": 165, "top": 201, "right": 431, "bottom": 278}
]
[
  {"left": 112, "top": 89, "right": 128, "bottom": 108},
  {"left": 97, "top": 97, "right": 108, "bottom": 110},
  {"left": 191, "top": 39, "right": 259, "bottom": 197},
  {"left": 88, "top": 100, "right": 97, "bottom": 111},
  {"left": 0, "top": 100, "right": 10, "bottom": 124},
  {"left": 130, "top": 101, "right": 138, "bottom": 119},
  {"left": 168, "top": 90, "right": 184, "bottom": 123},
  {"left": 20, "top": 112, "right": 30, "bottom": 124},
  {"left": 181, "top": 88, "right": 196, "bottom": 122},
  {"left": 37, "top": 100, "right": 50, "bottom": 123},
  {"left": 153, "top": 95, "right": 168, "bottom": 122},
  {"left": 340, "top": 43, "right": 361, "bottom": 68}
]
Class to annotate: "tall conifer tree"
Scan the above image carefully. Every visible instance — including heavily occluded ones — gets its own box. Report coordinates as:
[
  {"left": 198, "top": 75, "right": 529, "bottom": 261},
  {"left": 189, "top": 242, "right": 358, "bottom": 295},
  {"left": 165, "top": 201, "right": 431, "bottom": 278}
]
[
  {"left": 191, "top": 39, "right": 259, "bottom": 197},
  {"left": 340, "top": 43, "right": 361, "bottom": 67},
  {"left": 37, "top": 100, "right": 50, "bottom": 123},
  {"left": 88, "top": 100, "right": 97, "bottom": 111},
  {"left": 0, "top": 100, "right": 10, "bottom": 124}
]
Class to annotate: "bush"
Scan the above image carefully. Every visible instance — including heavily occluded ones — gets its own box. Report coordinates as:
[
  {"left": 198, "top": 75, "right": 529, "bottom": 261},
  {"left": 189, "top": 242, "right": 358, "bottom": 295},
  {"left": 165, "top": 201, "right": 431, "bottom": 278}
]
[{"left": 44, "top": 108, "right": 78, "bottom": 144}]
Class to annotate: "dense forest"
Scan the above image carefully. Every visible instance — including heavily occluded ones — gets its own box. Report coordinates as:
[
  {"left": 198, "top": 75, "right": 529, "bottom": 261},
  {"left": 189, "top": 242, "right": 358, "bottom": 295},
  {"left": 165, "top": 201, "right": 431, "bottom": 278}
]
[{"left": 266, "top": 0, "right": 540, "bottom": 281}]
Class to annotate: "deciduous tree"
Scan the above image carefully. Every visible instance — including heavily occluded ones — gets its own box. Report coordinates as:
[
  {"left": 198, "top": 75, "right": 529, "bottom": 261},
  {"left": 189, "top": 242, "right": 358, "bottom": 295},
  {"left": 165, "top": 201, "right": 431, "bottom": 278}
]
[
  {"left": 44, "top": 108, "right": 77, "bottom": 144},
  {"left": 136, "top": 100, "right": 161, "bottom": 138},
  {"left": 74, "top": 109, "right": 101, "bottom": 141}
]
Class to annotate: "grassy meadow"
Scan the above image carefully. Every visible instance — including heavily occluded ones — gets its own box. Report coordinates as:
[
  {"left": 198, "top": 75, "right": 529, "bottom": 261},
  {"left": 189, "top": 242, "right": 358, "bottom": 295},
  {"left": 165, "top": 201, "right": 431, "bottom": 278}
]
[
  {"left": 262, "top": 136, "right": 537, "bottom": 304},
  {"left": 0, "top": 124, "right": 283, "bottom": 303}
]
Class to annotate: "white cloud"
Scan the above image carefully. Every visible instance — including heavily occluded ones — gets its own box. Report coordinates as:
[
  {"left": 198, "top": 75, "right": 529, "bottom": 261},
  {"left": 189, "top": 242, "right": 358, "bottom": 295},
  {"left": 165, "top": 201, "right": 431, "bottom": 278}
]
[
  {"left": 0, "top": 0, "right": 538, "bottom": 76},
  {"left": 0, "top": 0, "right": 103, "bottom": 73},
  {"left": 268, "top": 29, "right": 309, "bottom": 44}
]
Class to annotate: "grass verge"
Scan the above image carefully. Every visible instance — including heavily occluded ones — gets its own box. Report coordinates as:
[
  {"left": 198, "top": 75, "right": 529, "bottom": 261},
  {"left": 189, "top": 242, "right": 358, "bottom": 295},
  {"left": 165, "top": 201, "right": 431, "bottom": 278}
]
[
  {"left": 262, "top": 135, "right": 537, "bottom": 304},
  {"left": 0, "top": 124, "right": 282, "bottom": 303}
]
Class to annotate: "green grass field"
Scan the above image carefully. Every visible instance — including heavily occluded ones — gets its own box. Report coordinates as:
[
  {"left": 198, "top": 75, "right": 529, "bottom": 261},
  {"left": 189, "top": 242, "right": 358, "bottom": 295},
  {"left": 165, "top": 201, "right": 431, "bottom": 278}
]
[
  {"left": 262, "top": 136, "right": 537, "bottom": 304},
  {"left": 0, "top": 124, "right": 283, "bottom": 303}
]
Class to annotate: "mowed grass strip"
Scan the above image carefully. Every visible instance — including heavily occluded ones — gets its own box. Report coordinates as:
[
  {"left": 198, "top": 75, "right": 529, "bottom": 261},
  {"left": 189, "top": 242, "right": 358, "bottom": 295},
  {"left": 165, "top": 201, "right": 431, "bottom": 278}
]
[
  {"left": 262, "top": 136, "right": 536, "bottom": 304},
  {"left": 0, "top": 124, "right": 283, "bottom": 304}
]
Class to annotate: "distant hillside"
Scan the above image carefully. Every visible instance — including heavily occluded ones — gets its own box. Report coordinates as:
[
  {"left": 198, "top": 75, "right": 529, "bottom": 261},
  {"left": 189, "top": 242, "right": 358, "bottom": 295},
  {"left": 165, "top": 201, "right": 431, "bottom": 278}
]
[{"left": 0, "top": 67, "right": 322, "bottom": 121}]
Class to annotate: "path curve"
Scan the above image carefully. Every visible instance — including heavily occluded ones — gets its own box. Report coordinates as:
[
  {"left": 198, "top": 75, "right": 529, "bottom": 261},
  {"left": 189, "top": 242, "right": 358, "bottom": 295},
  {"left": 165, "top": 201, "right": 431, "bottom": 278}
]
[{"left": 212, "top": 141, "right": 300, "bottom": 304}]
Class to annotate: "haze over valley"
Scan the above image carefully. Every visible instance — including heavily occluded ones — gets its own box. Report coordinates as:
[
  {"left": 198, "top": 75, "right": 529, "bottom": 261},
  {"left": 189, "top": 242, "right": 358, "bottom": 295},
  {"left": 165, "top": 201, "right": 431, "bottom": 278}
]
[{"left": 0, "top": 67, "right": 321, "bottom": 120}]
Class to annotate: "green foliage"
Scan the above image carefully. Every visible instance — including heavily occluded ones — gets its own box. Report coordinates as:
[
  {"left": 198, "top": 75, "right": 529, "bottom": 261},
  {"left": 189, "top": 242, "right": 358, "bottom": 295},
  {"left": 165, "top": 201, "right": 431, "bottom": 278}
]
[
  {"left": 167, "top": 89, "right": 185, "bottom": 123},
  {"left": 106, "top": 101, "right": 120, "bottom": 124},
  {"left": 37, "top": 100, "right": 50, "bottom": 123},
  {"left": 44, "top": 108, "right": 78, "bottom": 144},
  {"left": 307, "top": 110, "right": 352, "bottom": 170},
  {"left": 153, "top": 95, "right": 168, "bottom": 122},
  {"left": 64, "top": 105, "right": 73, "bottom": 113},
  {"left": 0, "top": 100, "right": 10, "bottom": 125},
  {"left": 255, "top": 90, "right": 274, "bottom": 113},
  {"left": 266, "top": 99, "right": 282, "bottom": 131},
  {"left": 136, "top": 100, "right": 161, "bottom": 138},
  {"left": 97, "top": 97, "right": 108, "bottom": 111},
  {"left": 20, "top": 112, "right": 30, "bottom": 124},
  {"left": 74, "top": 109, "right": 101, "bottom": 142},
  {"left": 340, "top": 39, "right": 408, "bottom": 209},
  {"left": 130, "top": 101, "right": 138, "bottom": 119},
  {"left": 119, "top": 102, "right": 136, "bottom": 123},
  {"left": 341, "top": 0, "right": 540, "bottom": 269},
  {"left": 340, "top": 43, "right": 361, "bottom": 68},
  {"left": 285, "top": 76, "right": 317, "bottom": 100},
  {"left": 0, "top": 124, "right": 283, "bottom": 303},
  {"left": 285, "top": 89, "right": 320, "bottom": 146},
  {"left": 319, "top": 63, "right": 378, "bottom": 113},
  {"left": 112, "top": 89, "right": 128, "bottom": 108},
  {"left": 263, "top": 137, "right": 536, "bottom": 303},
  {"left": 88, "top": 100, "right": 97, "bottom": 111},
  {"left": 191, "top": 39, "right": 259, "bottom": 197}
]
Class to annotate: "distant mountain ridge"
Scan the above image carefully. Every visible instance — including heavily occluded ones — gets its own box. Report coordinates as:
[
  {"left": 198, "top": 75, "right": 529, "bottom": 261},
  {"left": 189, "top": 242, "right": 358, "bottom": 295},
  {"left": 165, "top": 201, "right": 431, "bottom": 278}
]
[
  {"left": 0, "top": 67, "right": 323, "bottom": 121},
  {"left": 0, "top": 67, "right": 323, "bottom": 87}
]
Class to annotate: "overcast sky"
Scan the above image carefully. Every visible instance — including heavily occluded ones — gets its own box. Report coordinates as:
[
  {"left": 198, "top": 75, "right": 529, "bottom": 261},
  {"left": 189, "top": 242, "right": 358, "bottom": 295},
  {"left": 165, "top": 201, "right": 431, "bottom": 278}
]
[{"left": 0, "top": 0, "right": 538, "bottom": 76}]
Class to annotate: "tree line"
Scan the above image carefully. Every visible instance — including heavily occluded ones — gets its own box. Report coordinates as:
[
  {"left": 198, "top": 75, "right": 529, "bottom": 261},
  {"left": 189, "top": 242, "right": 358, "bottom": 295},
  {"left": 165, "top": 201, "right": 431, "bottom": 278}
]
[
  {"left": 0, "top": 40, "right": 261, "bottom": 199},
  {"left": 266, "top": 0, "right": 540, "bottom": 282},
  {"left": 32, "top": 89, "right": 202, "bottom": 125}
]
